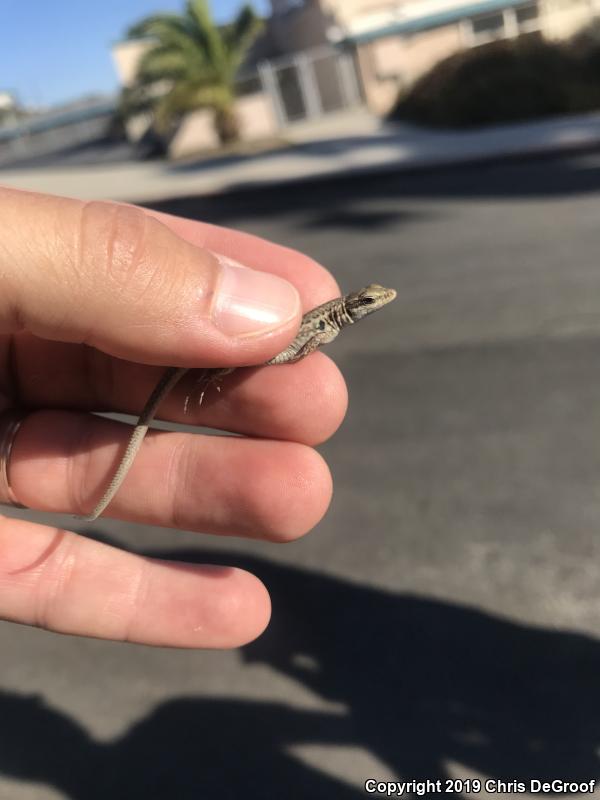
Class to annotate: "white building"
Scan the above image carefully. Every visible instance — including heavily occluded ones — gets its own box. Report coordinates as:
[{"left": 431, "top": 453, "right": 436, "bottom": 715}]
[
  {"left": 0, "top": 91, "right": 19, "bottom": 127},
  {"left": 110, "top": 0, "right": 600, "bottom": 156},
  {"left": 268, "top": 0, "right": 600, "bottom": 112}
]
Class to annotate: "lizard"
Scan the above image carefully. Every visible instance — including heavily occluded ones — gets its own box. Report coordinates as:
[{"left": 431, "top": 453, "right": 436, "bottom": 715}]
[{"left": 82, "top": 284, "right": 397, "bottom": 521}]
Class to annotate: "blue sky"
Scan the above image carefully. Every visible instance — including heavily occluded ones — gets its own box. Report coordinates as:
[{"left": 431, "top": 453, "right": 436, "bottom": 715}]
[{"left": 0, "top": 0, "right": 270, "bottom": 107}]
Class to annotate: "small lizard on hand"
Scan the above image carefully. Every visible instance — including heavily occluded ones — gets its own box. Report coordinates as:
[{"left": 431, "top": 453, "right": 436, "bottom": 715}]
[{"left": 82, "top": 284, "right": 396, "bottom": 521}]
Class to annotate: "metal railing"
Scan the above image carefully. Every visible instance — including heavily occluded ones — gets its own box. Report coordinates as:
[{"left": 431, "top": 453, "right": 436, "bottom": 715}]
[{"left": 240, "top": 45, "right": 364, "bottom": 128}]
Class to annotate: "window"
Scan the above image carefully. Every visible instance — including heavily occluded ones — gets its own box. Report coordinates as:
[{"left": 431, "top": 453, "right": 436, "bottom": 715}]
[
  {"left": 471, "top": 11, "right": 505, "bottom": 38},
  {"left": 467, "top": 3, "right": 540, "bottom": 45},
  {"left": 516, "top": 2, "right": 540, "bottom": 31}
]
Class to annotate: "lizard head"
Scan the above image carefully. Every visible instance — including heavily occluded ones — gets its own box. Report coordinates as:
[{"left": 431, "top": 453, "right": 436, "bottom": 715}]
[{"left": 344, "top": 284, "right": 397, "bottom": 322}]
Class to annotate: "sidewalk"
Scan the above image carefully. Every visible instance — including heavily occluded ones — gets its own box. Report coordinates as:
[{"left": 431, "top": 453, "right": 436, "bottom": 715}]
[{"left": 3, "top": 108, "right": 600, "bottom": 202}]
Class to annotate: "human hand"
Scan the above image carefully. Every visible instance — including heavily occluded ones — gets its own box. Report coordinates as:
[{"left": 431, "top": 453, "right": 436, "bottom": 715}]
[{"left": 0, "top": 187, "right": 347, "bottom": 648}]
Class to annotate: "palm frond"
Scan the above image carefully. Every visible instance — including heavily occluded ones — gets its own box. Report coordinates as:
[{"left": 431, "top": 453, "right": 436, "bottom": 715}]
[
  {"left": 185, "top": 0, "right": 228, "bottom": 78},
  {"left": 119, "top": 84, "right": 157, "bottom": 119},
  {"left": 136, "top": 45, "right": 189, "bottom": 83},
  {"left": 153, "top": 81, "right": 231, "bottom": 129},
  {"left": 223, "top": 4, "right": 262, "bottom": 72},
  {"left": 132, "top": 22, "right": 196, "bottom": 60},
  {"left": 127, "top": 13, "right": 191, "bottom": 41},
  {"left": 125, "top": 0, "right": 261, "bottom": 143}
]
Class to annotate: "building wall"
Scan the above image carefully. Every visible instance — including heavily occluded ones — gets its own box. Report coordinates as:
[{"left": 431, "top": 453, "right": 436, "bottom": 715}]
[
  {"left": 169, "top": 109, "right": 219, "bottom": 157},
  {"left": 0, "top": 91, "right": 17, "bottom": 111},
  {"left": 169, "top": 93, "right": 278, "bottom": 158},
  {"left": 268, "top": 2, "right": 332, "bottom": 52},
  {"left": 357, "top": 0, "right": 600, "bottom": 115},
  {"left": 357, "top": 21, "right": 464, "bottom": 113},
  {"left": 542, "top": 0, "right": 598, "bottom": 40},
  {"left": 356, "top": 44, "right": 399, "bottom": 114},
  {"left": 0, "top": 91, "right": 18, "bottom": 128},
  {"left": 111, "top": 39, "right": 152, "bottom": 88},
  {"left": 372, "top": 23, "right": 463, "bottom": 84},
  {"left": 235, "top": 93, "right": 279, "bottom": 139},
  {"left": 320, "top": 0, "right": 401, "bottom": 29},
  {"left": 268, "top": 0, "right": 404, "bottom": 45}
]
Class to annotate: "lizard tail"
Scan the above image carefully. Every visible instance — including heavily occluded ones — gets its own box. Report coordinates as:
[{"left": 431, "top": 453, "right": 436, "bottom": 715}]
[{"left": 80, "top": 367, "right": 188, "bottom": 521}]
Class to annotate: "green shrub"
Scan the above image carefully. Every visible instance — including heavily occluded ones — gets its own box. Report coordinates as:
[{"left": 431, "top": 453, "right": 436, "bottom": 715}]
[{"left": 389, "top": 31, "right": 600, "bottom": 128}]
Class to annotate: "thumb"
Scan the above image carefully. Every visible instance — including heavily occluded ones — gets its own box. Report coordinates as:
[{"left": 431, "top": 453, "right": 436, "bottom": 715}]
[{"left": 0, "top": 189, "right": 302, "bottom": 367}]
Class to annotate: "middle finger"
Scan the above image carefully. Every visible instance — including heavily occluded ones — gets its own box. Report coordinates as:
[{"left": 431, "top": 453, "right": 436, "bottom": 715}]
[{"left": 13, "top": 336, "right": 348, "bottom": 446}]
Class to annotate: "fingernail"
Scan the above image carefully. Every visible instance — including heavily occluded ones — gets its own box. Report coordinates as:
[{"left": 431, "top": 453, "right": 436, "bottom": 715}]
[{"left": 211, "top": 254, "right": 301, "bottom": 338}]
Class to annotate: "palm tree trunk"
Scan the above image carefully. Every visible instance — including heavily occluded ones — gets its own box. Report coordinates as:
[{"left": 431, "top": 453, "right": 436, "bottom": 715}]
[{"left": 215, "top": 106, "right": 240, "bottom": 145}]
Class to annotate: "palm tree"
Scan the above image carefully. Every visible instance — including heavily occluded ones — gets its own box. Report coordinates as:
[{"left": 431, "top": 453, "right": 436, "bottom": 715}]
[{"left": 123, "top": 0, "right": 262, "bottom": 145}]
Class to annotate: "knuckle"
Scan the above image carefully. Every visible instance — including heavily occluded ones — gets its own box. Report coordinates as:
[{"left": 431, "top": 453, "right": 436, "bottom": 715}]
[
  {"left": 33, "top": 532, "right": 77, "bottom": 631},
  {"left": 80, "top": 201, "right": 163, "bottom": 301},
  {"left": 109, "top": 561, "right": 150, "bottom": 643},
  {"left": 31, "top": 527, "right": 149, "bottom": 642},
  {"left": 169, "top": 437, "right": 195, "bottom": 531}
]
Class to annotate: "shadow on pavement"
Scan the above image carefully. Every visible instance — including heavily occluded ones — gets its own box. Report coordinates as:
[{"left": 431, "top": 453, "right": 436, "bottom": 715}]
[
  {"left": 166, "top": 141, "right": 295, "bottom": 174},
  {"left": 144, "top": 145, "right": 600, "bottom": 231},
  {"left": 164, "top": 131, "right": 407, "bottom": 175},
  {"left": 1, "top": 550, "right": 600, "bottom": 798}
]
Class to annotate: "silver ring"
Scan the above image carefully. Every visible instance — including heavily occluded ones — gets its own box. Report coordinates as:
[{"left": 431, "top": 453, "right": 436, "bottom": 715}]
[{"left": 0, "top": 410, "right": 27, "bottom": 508}]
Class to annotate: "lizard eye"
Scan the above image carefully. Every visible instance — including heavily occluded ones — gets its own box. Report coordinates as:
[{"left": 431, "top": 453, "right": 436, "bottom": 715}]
[
  {"left": 319, "top": 320, "right": 326, "bottom": 331},
  {"left": 362, "top": 297, "right": 375, "bottom": 305}
]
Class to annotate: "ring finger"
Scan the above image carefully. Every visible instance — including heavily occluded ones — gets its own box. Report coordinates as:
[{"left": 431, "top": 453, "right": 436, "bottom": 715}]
[{"left": 9, "top": 411, "right": 334, "bottom": 538}]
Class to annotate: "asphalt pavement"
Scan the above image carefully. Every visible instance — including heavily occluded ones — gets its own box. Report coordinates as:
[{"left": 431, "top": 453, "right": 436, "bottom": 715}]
[{"left": 3, "top": 152, "right": 600, "bottom": 798}]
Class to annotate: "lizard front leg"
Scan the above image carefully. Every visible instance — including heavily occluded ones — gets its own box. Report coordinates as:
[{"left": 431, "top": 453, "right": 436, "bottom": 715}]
[{"left": 283, "top": 334, "right": 330, "bottom": 364}]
